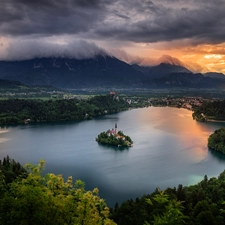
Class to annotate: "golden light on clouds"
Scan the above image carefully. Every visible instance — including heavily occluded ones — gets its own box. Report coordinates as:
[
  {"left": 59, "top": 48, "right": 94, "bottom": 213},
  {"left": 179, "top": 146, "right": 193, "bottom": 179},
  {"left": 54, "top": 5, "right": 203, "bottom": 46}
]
[
  {"left": 204, "top": 54, "right": 222, "bottom": 59},
  {"left": 182, "top": 43, "right": 225, "bottom": 73},
  {"left": 120, "top": 41, "right": 225, "bottom": 73},
  {"left": 1, "top": 35, "right": 225, "bottom": 74}
]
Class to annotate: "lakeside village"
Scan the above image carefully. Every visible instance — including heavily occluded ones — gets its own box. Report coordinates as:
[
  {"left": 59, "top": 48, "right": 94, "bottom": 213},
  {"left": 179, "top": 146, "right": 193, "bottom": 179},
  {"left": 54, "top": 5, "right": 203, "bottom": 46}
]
[
  {"left": 2, "top": 87, "right": 220, "bottom": 111},
  {"left": 96, "top": 123, "right": 133, "bottom": 147}
]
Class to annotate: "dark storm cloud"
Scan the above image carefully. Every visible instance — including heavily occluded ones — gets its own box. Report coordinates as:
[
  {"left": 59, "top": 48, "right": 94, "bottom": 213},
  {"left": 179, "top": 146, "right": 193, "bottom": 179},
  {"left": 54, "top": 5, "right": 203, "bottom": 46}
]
[
  {"left": 1, "top": 0, "right": 225, "bottom": 47},
  {"left": 95, "top": 0, "right": 225, "bottom": 45},
  {"left": 0, "top": 0, "right": 107, "bottom": 36}
]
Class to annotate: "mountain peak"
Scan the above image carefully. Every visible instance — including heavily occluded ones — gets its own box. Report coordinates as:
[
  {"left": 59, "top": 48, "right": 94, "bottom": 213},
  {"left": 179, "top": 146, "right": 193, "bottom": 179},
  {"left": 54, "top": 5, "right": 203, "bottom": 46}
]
[
  {"left": 156, "top": 55, "right": 185, "bottom": 67},
  {"left": 132, "top": 61, "right": 191, "bottom": 79}
]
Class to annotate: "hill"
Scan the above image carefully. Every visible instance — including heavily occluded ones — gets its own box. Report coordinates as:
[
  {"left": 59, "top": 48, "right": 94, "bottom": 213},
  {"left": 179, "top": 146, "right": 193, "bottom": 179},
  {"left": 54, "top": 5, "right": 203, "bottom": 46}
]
[
  {"left": 0, "top": 56, "right": 146, "bottom": 89},
  {"left": 0, "top": 79, "right": 63, "bottom": 99}
]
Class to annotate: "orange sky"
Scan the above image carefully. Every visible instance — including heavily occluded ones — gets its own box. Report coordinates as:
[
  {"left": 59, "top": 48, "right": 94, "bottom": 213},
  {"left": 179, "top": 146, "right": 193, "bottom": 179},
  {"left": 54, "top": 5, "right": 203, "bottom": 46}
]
[{"left": 114, "top": 41, "right": 225, "bottom": 73}]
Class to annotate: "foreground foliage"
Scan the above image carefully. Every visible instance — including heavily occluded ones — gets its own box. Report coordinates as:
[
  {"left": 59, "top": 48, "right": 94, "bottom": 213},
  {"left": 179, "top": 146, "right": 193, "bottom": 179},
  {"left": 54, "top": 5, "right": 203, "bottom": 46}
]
[
  {"left": 0, "top": 159, "right": 116, "bottom": 225},
  {"left": 2, "top": 156, "right": 225, "bottom": 225},
  {"left": 111, "top": 171, "right": 225, "bottom": 225},
  {"left": 144, "top": 189, "right": 187, "bottom": 225},
  {"left": 0, "top": 155, "right": 28, "bottom": 185}
]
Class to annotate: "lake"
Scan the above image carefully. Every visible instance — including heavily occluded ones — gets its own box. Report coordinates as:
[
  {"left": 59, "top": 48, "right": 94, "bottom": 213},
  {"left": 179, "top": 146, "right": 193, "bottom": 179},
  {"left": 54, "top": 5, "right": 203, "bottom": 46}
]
[{"left": 1, "top": 107, "right": 225, "bottom": 207}]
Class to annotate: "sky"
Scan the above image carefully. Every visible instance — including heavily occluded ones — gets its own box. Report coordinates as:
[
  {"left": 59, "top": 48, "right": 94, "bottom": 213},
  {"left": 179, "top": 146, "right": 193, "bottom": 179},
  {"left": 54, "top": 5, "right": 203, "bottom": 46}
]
[{"left": 0, "top": 0, "right": 225, "bottom": 73}]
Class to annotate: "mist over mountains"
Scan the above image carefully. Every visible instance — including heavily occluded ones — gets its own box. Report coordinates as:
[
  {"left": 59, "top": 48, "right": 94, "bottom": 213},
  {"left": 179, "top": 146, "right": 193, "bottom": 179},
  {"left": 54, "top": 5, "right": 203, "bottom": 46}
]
[
  {"left": 132, "top": 63, "right": 191, "bottom": 79},
  {"left": 0, "top": 54, "right": 224, "bottom": 90}
]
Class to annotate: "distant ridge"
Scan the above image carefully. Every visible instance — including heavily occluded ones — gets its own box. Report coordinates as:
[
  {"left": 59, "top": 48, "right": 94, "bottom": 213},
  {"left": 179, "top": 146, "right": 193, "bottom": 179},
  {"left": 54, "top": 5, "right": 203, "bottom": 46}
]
[
  {"left": 0, "top": 55, "right": 225, "bottom": 89},
  {"left": 0, "top": 55, "right": 146, "bottom": 88},
  {"left": 0, "top": 79, "right": 23, "bottom": 88},
  {"left": 0, "top": 79, "right": 61, "bottom": 93},
  {"left": 132, "top": 63, "right": 191, "bottom": 79},
  {"left": 203, "top": 72, "right": 225, "bottom": 80}
]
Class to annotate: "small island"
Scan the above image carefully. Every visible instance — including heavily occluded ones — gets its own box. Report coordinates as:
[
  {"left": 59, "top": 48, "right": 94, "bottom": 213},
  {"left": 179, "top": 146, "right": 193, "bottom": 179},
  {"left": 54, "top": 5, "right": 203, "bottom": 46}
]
[
  {"left": 96, "top": 123, "right": 133, "bottom": 147},
  {"left": 208, "top": 127, "right": 225, "bottom": 154}
]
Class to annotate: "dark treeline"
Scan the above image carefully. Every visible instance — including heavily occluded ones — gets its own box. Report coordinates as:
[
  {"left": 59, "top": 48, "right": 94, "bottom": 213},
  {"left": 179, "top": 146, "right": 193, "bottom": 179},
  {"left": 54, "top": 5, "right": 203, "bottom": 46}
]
[
  {"left": 110, "top": 171, "right": 225, "bottom": 225},
  {"left": 208, "top": 127, "right": 225, "bottom": 155},
  {"left": 192, "top": 100, "right": 225, "bottom": 121},
  {"left": 0, "top": 155, "right": 28, "bottom": 185},
  {"left": 0, "top": 94, "right": 129, "bottom": 125}
]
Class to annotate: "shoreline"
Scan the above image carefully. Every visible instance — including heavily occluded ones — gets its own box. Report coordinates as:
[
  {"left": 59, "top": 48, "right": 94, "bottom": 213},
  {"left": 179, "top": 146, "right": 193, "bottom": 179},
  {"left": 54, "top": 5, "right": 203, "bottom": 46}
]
[
  {"left": 0, "top": 129, "right": 9, "bottom": 134},
  {"left": 0, "top": 129, "right": 10, "bottom": 144},
  {"left": 206, "top": 119, "right": 225, "bottom": 123},
  {"left": 0, "top": 105, "right": 193, "bottom": 126}
]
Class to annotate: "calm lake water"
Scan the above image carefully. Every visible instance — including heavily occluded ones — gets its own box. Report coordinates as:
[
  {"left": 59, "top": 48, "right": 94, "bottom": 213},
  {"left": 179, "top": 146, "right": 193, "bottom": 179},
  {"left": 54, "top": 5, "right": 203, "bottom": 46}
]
[{"left": 1, "top": 107, "right": 225, "bottom": 207}]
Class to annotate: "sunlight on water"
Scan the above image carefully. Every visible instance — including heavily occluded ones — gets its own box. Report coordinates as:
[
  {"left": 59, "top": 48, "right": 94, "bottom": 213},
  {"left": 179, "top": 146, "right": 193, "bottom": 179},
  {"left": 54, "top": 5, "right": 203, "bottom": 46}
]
[
  {"left": 187, "top": 175, "right": 205, "bottom": 186},
  {"left": 136, "top": 107, "right": 213, "bottom": 164}
]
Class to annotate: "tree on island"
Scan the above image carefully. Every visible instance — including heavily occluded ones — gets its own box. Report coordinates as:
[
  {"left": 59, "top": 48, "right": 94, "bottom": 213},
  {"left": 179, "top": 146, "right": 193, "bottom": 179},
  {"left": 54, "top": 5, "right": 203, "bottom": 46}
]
[{"left": 96, "top": 124, "right": 133, "bottom": 147}]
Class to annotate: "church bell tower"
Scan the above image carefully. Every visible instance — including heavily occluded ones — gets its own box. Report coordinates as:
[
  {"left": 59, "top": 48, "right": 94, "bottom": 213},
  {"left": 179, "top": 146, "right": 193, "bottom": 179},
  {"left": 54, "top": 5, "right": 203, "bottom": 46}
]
[{"left": 115, "top": 123, "right": 118, "bottom": 134}]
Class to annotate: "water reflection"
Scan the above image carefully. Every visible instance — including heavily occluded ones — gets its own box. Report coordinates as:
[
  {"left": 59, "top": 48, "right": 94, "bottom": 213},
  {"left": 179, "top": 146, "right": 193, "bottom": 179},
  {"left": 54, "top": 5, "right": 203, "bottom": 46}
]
[
  {"left": 97, "top": 143, "right": 130, "bottom": 151},
  {"left": 208, "top": 148, "right": 225, "bottom": 163}
]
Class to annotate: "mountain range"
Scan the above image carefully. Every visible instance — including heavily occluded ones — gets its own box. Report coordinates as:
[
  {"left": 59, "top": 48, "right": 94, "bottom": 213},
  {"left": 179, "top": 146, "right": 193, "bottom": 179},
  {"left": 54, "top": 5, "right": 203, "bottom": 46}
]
[{"left": 0, "top": 55, "right": 224, "bottom": 89}]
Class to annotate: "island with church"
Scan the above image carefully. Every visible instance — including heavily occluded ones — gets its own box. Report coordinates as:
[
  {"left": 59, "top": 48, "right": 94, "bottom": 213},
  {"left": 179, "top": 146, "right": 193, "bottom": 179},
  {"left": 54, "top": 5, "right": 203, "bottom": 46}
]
[{"left": 96, "top": 123, "right": 133, "bottom": 147}]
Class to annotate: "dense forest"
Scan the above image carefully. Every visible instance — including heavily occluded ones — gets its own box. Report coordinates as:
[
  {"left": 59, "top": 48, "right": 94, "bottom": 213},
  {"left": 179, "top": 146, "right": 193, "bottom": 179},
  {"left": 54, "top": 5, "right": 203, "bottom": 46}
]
[
  {"left": 111, "top": 172, "right": 225, "bottom": 225},
  {"left": 96, "top": 130, "right": 133, "bottom": 147},
  {"left": 208, "top": 127, "right": 225, "bottom": 154},
  {"left": 0, "top": 155, "right": 28, "bottom": 184},
  {"left": 0, "top": 94, "right": 130, "bottom": 125},
  {"left": 1, "top": 156, "right": 225, "bottom": 224},
  {"left": 192, "top": 100, "right": 225, "bottom": 121},
  {"left": 0, "top": 156, "right": 116, "bottom": 225}
]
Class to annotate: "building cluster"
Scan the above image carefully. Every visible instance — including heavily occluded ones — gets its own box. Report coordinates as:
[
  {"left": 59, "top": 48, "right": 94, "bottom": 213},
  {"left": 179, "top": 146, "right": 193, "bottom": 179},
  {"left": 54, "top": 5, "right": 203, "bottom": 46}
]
[
  {"left": 147, "top": 97, "right": 207, "bottom": 110},
  {"left": 0, "top": 90, "right": 64, "bottom": 97},
  {"left": 106, "top": 123, "right": 125, "bottom": 140}
]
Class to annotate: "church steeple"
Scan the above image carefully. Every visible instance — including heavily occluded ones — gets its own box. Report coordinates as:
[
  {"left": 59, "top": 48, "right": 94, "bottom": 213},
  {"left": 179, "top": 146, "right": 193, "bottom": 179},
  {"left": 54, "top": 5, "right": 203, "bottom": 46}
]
[{"left": 115, "top": 123, "right": 118, "bottom": 134}]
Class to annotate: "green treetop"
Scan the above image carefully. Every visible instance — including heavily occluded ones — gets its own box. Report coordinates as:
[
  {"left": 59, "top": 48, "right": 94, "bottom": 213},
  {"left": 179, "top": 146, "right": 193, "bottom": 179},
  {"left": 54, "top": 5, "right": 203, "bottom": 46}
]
[{"left": 0, "top": 160, "right": 116, "bottom": 225}]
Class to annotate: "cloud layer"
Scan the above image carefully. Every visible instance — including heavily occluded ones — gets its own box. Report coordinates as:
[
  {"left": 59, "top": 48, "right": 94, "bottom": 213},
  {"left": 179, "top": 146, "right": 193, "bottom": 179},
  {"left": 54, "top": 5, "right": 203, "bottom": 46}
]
[
  {"left": 0, "top": 39, "right": 106, "bottom": 60},
  {"left": 1, "top": 0, "right": 225, "bottom": 44},
  {"left": 0, "top": 0, "right": 225, "bottom": 72}
]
